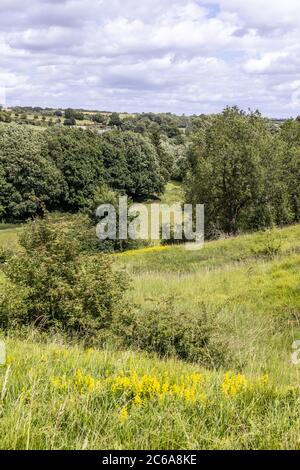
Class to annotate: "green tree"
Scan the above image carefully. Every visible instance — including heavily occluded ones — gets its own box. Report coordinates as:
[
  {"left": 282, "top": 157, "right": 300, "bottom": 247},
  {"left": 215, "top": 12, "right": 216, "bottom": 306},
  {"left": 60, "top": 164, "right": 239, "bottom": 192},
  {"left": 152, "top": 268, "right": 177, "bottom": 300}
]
[
  {"left": 109, "top": 112, "right": 121, "bottom": 128},
  {"left": 64, "top": 117, "right": 76, "bottom": 126},
  {"left": 100, "top": 131, "right": 164, "bottom": 197},
  {"left": 91, "top": 113, "right": 106, "bottom": 124},
  {"left": 122, "top": 131, "right": 164, "bottom": 197},
  {"left": 45, "top": 128, "right": 104, "bottom": 211},
  {"left": 280, "top": 119, "right": 300, "bottom": 222},
  {"left": 64, "top": 108, "right": 76, "bottom": 120},
  {"left": 0, "top": 124, "right": 62, "bottom": 221},
  {"left": 186, "top": 107, "right": 292, "bottom": 236}
]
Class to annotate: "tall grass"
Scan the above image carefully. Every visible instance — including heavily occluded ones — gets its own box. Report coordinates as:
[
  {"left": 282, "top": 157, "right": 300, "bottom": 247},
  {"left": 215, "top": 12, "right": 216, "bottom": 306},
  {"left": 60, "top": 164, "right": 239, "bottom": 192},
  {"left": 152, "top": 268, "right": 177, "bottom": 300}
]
[{"left": 1, "top": 336, "right": 300, "bottom": 449}]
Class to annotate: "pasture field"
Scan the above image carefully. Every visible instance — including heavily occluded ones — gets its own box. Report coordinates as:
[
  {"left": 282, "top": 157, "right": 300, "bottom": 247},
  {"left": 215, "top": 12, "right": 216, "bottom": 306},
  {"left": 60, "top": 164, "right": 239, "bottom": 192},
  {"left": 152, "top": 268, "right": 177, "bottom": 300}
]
[{"left": 0, "top": 223, "right": 299, "bottom": 449}]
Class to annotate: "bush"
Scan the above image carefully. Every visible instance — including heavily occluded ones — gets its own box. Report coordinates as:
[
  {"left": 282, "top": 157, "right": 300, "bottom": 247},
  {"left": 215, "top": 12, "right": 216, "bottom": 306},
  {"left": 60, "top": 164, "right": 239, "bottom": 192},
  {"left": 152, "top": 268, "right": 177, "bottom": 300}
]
[
  {"left": 113, "top": 297, "right": 229, "bottom": 368},
  {"left": 0, "top": 216, "right": 130, "bottom": 340},
  {"left": 0, "top": 246, "right": 14, "bottom": 265},
  {"left": 0, "top": 277, "right": 28, "bottom": 329}
]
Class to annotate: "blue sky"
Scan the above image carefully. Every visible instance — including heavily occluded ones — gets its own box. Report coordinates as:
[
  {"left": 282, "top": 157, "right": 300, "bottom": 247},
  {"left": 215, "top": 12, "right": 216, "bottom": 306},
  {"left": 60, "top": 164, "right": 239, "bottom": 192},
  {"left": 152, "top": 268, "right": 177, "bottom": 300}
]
[{"left": 1, "top": 0, "right": 300, "bottom": 117}]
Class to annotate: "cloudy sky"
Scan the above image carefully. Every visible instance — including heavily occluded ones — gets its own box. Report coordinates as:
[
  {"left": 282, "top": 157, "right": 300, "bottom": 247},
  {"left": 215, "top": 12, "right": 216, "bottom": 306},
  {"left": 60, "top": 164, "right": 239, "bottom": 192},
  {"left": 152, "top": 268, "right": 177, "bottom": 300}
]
[{"left": 1, "top": 0, "right": 300, "bottom": 116}]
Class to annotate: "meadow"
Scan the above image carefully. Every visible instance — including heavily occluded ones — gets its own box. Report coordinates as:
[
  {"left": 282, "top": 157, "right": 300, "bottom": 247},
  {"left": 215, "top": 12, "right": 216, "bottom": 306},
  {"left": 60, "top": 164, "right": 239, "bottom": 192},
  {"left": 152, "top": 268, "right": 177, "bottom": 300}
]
[{"left": 0, "top": 222, "right": 299, "bottom": 449}]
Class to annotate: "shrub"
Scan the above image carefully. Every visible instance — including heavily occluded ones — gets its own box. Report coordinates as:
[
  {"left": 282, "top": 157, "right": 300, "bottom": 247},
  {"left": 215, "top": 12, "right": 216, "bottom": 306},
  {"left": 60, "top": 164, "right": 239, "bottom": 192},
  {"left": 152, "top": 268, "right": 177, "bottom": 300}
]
[
  {"left": 113, "top": 297, "right": 229, "bottom": 368},
  {"left": 0, "top": 246, "right": 14, "bottom": 265},
  {"left": 0, "top": 216, "right": 130, "bottom": 340},
  {"left": 0, "top": 276, "right": 28, "bottom": 329}
]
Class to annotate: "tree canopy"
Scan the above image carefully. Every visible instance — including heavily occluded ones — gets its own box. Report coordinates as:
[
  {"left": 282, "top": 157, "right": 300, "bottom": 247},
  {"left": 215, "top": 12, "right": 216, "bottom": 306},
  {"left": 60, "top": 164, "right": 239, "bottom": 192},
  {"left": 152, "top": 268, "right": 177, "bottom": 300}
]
[{"left": 186, "top": 107, "right": 297, "bottom": 236}]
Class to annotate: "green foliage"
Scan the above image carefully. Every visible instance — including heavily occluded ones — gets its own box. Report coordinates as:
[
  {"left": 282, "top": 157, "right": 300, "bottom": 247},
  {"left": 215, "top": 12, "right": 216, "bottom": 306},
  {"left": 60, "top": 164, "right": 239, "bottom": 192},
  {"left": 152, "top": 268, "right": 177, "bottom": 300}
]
[
  {"left": 120, "top": 131, "right": 164, "bottom": 197},
  {"left": 45, "top": 128, "right": 104, "bottom": 211},
  {"left": 0, "top": 216, "right": 130, "bottom": 338},
  {"left": 91, "top": 113, "right": 106, "bottom": 124},
  {"left": 64, "top": 118, "right": 76, "bottom": 126},
  {"left": 0, "top": 111, "right": 12, "bottom": 123},
  {"left": 114, "top": 297, "right": 228, "bottom": 367},
  {"left": 0, "top": 124, "right": 167, "bottom": 221},
  {"left": 100, "top": 131, "right": 164, "bottom": 197},
  {"left": 0, "top": 245, "right": 14, "bottom": 264},
  {"left": 109, "top": 112, "right": 121, "bottom": 128},
  {"left": 279, "top": 119, "right": 300, "bottom": 222},
  {"left": 186, "top": 107, "right": 295, "bottom": 236},
  {"left": 64, "top": 108, "right": 76, "bottom": 120},
  {"left": 0, "top": 124, "right": 62, "bottom": 221}
]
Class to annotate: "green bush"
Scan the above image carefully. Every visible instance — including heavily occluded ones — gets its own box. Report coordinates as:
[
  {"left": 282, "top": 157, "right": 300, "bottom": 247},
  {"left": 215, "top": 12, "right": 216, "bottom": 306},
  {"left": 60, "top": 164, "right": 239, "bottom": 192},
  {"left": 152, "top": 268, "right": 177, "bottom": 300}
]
[
  {"left": 0, "top": 276, "right": 28, "bottom": 329},
  {"left": 0, "top": 216, "right": 130, "bottom": 339},
  {"left": 113, "top": 298, "right": 229, "bottom": 368},
  {"left": 0, "top": 246, "right": 14, "bottom": 265}
]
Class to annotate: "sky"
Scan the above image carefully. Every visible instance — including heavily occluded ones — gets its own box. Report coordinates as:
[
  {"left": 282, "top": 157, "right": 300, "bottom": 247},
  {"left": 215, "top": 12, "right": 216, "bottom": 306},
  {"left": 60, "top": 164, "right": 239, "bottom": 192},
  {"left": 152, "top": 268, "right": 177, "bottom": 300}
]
[{"left": 1, "top": 0, "right": 300, "bottom": 117}]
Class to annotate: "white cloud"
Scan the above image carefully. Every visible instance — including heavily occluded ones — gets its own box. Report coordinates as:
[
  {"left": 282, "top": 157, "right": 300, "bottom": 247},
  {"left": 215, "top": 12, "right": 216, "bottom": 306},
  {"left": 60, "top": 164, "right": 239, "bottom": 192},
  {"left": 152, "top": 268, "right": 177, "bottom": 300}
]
[{"left": 0, "top": 0, "right": 300, "bottom": 116}]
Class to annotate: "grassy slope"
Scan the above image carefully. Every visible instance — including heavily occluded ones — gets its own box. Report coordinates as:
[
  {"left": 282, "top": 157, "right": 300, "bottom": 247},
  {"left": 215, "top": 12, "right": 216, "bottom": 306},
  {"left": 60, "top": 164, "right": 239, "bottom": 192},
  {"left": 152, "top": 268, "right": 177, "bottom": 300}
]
[
  {"left": 0, "top": 226, "right": 20, "bottom": 250},
  {"left": 0, "top": 223, "right": 299, "bottom": 449},
  {"left": 118, "top": 225, "right": 300, "bottom": 385},
  {"left": 1, "top": 336, "right": 300, "bottom": 450}
]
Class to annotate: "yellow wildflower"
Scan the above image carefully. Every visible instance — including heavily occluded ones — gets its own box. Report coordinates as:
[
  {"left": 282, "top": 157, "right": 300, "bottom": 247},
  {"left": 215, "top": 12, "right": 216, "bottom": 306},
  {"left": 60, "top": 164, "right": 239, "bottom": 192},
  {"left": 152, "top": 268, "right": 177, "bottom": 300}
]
[
  {"left": 50, "top": 375, "right": 68, "bottom": 391},
  {"left": 190, "top": 373, "right": 203, "bottom": 386},
  {"left": 133, "top": 395, "right": 143, "bottom": 406},
  {"left": 222, "top": 372, "right": 247, "bottom": 397},
  {"left": 140, "top": 375, "right": 161, "bottom": 397},
  {"left": 183, "top": 387, "right": 196, "bottom": 403},
  {"left": 119, "top": 406, "right": 129, "bottom": 423}
]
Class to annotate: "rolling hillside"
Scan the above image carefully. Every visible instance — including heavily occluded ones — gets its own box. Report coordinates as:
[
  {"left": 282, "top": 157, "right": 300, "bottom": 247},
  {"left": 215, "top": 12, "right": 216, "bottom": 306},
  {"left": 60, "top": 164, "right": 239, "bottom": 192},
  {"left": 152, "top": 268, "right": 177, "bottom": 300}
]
[{"left": 0, "top": 224, "right": 299, "bottom": 449}]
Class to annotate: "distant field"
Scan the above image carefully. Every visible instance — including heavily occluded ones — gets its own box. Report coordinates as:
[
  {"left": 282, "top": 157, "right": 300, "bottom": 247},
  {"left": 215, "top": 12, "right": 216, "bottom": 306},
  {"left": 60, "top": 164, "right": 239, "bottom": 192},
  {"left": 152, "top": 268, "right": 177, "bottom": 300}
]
[{"left": 2, "top": 109, "right": 135, "bottom": 128}]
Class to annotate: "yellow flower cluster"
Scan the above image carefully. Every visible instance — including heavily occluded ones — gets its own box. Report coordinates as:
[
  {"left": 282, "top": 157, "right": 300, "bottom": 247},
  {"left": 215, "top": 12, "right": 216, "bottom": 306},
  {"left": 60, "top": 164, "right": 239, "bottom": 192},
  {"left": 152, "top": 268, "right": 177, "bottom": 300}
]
[
  {"left": 49, "top": 367, "right": 277, "bottom": 425},
  {"left": 109, "top": 371, "right": 206, "bottom": 406},
  {"left": 50, "top": 368, "right": 99, "bottom": 394},
  {"left": 74, "top": 368, "right": 97, "bottom": 393},
  {"left": 221, "top": 372, "right": 270, "bottom": 397},
  {"left": 118, "top": 406, "right": 129, "bottom": 423},
  {"left": 222, "top": 372, "right": 248, "bottom": 397}
]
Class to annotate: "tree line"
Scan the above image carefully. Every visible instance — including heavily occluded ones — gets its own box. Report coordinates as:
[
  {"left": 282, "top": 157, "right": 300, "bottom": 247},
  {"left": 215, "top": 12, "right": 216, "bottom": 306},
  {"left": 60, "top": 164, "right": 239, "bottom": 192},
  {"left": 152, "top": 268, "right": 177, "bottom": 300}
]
[
  {"left": 0, "top": 125, "right": 168, "bottom": 222},
  {"left": 0, "top": 107, "right": 299, "bottom": 238}
]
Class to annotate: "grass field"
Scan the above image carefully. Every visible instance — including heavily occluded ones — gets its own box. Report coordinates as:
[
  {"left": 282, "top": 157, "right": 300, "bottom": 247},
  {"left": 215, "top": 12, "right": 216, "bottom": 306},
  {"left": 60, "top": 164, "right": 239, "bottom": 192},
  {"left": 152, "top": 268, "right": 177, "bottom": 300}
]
[
  {"left": 2, "top": 110, "right": 135, "bottom": 129},
  {"left": 0, "top": 222, "right": 299, "bottom": 449},
  {"left": 0, "top": 225, "right": 21, "bottom": 252}
]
